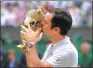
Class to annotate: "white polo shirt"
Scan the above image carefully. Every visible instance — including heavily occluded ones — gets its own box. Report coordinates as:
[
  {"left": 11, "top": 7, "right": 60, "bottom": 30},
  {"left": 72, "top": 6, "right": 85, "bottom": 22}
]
[{"left": 41, "top": 36, "right": 78, "bottom": 67}]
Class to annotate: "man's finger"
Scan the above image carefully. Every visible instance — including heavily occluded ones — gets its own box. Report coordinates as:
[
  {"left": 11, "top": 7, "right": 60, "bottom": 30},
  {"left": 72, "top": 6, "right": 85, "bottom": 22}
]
[
  {"left": 36, "top": 28, "right": 42, "bottom": 35},
  {"left": 20, "top": 31, "right": 27, "bottom": 35},
  {"left": 20, "top": 31, "right": 27, "bottom": 40},
  {"left": 20, "top": 33, "right": 25, "bottom": 40},
  {"left": 27, "top": 23, "right": 31, "bottom": 30},
  {"left": 21, "top": 25, "right": 28, "bottom": 32},
  {"left": 20, "top": 32, "right": 27, "bottom": 42}
]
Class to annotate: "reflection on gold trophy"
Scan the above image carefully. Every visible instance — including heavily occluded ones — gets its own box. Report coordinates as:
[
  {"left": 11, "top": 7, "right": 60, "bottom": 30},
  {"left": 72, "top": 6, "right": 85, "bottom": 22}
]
[{"left": 17, "top": 4, "right": 46, "bottom": 52}]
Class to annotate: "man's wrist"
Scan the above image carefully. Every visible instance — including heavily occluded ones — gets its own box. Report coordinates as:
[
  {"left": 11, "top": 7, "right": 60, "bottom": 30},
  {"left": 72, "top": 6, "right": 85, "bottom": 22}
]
[{"left": 27, "top": 42, "right": 36, "bottom": 48}]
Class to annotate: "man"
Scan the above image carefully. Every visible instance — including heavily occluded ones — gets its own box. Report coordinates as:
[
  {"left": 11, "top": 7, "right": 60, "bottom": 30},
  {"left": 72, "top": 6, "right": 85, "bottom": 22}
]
[
  {"left": 21, "top": 8, "right": 78, "bottom": 67},
  {"left": 4, "top": 49, "right": 18, "bottom": 68},
  {"left": 78, "top": 41, "right": 92, "bottom": 67}
]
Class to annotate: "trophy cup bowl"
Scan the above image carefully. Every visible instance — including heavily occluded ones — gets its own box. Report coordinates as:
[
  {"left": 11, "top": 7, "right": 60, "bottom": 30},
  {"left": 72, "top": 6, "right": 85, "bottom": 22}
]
[{"left": 17, "top": 4, "right": 46, "bottom": 52}]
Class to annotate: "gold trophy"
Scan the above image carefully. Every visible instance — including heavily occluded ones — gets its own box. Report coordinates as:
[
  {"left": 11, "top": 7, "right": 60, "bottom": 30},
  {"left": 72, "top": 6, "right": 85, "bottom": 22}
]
[{"left": 17, "top": 4, "right": 46, "bottom": 52}]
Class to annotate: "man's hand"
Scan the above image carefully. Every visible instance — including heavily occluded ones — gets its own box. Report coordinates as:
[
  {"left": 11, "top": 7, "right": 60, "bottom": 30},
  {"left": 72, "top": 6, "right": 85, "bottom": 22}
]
[{"left": 20, "top": 23, "right": 42, "bottom": 42}]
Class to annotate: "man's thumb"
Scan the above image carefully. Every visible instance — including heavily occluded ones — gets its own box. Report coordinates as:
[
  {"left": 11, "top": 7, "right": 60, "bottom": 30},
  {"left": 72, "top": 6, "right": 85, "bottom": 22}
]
[{"left": 36, "top": 28, "right": 42, "bottom": 34}]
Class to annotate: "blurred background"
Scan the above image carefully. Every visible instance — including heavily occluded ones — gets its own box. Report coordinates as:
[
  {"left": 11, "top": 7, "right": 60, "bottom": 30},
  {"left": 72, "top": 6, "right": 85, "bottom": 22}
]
[{"left": 0, "top": 1, "right": 92, "bottom": 68}]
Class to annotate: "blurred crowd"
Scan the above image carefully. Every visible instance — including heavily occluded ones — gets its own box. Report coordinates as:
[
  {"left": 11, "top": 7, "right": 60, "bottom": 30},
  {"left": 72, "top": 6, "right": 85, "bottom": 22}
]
[
  {"left": 0, "top": 49, "right": 42, "bottom": 68},
  {"left": 1, "top": 1, "right": 92, "bottom": 27}
]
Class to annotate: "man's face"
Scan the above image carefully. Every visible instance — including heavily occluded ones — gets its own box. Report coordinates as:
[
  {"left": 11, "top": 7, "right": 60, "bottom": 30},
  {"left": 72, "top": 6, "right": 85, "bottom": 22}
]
[
  {"left": 81, "top": 42, "right": 90, "bottom": 55},
  {"left": 40, "top": 12, "right": 54, "bottom": 37},
  {"left": 8, "top": 50, "right": 15, "bottom": 61}
]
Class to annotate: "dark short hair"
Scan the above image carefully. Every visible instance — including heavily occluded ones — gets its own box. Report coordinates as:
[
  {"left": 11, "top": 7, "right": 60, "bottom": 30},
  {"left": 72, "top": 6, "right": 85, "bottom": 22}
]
[{"left": 51, "top": 8, "right": 72, "bottom": 35}]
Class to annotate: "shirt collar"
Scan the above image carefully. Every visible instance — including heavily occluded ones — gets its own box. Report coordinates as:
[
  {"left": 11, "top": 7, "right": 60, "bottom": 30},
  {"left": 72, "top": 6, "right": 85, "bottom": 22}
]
[{"left": 51, "top": 36, "right": 70, "bottom": 48}]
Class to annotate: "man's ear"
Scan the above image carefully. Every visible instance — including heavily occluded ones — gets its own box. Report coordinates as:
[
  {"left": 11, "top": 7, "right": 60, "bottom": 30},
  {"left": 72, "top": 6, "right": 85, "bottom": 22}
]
[{"left": 53, "top": 27, "right": 60, "bottom": 34}]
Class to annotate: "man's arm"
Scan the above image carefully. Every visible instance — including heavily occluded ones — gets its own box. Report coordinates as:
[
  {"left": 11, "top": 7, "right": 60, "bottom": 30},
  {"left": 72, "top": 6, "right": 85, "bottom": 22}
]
[
  {"left": 25, "top": 45, "right": 53, "bottom": 67},
  {"left": 20, "top": 23, "right": 52, "bottom": 67}
]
